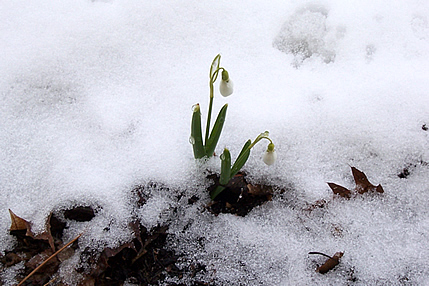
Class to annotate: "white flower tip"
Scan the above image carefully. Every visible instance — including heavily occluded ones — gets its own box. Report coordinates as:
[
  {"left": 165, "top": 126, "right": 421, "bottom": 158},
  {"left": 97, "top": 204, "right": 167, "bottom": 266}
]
[
  {"left": 219, "top": 79, "right": 233, "bottom": 97},
  {"left": 192, "top": 103, "right": 200, "bottom": 112},
  {"left": 263, "top": 150, "right": 277, "bottom": 165}
]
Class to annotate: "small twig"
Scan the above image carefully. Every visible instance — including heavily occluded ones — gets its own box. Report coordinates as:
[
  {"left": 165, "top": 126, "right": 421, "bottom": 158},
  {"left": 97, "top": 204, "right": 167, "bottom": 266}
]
[
  {"left": 308, "top": 251, "right": 332, "bottom": 259},
  {"left": 18, "top": 232, "right": 83, "bottom": 286},
  {"left": 131, "top": 249, "right": 147, "bottom": 265},
  {"left": 43, "top": 277, "right": 57, "bottom": 286}
]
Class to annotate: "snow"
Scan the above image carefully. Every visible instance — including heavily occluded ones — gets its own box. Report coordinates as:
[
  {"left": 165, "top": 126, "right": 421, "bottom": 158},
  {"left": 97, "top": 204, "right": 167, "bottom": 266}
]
[{"left": 1, "top": 0, "right": 429, "bottom": 284}]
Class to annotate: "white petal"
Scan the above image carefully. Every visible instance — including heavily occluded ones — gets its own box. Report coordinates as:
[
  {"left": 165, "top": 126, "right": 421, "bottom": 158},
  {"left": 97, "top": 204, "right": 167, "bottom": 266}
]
[
  {"left": 219, "top": 80, "right": 233, "bottom": 97},
  {"left": 263, "top": 150, "right": 277, "bottom": 165}
]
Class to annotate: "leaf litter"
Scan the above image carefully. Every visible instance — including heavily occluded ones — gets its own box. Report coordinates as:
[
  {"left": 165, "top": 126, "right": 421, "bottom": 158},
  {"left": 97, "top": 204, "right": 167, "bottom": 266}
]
[{"left": 1, "top": 167, "right": 391, "bottom": 284}]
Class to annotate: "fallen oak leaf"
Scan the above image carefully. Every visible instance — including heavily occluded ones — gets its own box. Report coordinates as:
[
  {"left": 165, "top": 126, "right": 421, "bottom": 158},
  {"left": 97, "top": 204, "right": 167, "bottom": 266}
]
[
  {"left": 327, "top": 183, "right": 352, "bottom": 199},
  {"left": 9, "top": 209, "right": 55, "bottom": 252},
  {"left": 328, "top": 167, "right": 384, "bottom": 198},
  {"left": 309, "top": 251, "right": 344, "bottom": 274},
  {"left": 29, "top": 213, "right": 55, "bottom": 252},
  {"left": 375, "top": 184, "right": 384, "bottom": 193},
  {"left": 351, "top": 167, "right": 384, "bottom": 194},
  {"left": 9, "top": 209, "right": 29, "bottom": 231}
]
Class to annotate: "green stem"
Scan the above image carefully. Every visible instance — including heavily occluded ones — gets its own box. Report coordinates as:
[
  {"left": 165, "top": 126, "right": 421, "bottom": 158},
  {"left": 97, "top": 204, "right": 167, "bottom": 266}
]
[
  {"left": 211, "top": 185, "right": 226, "bottom": 200},
  {"left": 205, "top": 67, "right": 225, "bottom": 145},
  {"left": 248, "top": 131, "right": 273, "bottom": 149},
  {"left": 205, "top": 84, "right": 214, "bottom": 145},
  {"left": 230, "top": 132, "right": 273, "bottom": 177},
  {"left": 210, "top": 54, "right": 221, "bottom": 80},
  {"left": 205, "top": 54, "right": 221, "bottom": 144}
]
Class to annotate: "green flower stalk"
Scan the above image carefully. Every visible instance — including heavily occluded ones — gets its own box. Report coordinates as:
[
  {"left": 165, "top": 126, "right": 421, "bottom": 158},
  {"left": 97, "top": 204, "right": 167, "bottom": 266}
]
[{"left": 191, "top": 54, "right": 232, "bottom": 159}]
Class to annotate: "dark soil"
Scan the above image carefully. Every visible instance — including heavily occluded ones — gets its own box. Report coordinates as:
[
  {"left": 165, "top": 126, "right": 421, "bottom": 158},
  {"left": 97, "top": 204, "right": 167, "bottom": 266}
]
[
  {"left": 0, "top": 172, "right": 274, "bottom": 285},
  {"left": 206, "top": 172, "right": 274, "bottom": 217},
  {"left": 76, "top": 224, "right": 188, "bottom": 285}
]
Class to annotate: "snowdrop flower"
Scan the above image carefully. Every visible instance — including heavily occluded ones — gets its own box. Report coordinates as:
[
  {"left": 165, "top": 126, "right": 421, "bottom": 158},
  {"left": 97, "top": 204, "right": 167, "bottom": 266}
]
[
  {"left": 263, "top": 143, "right": 277, "bottom": 165},
  {"left": 219, "top": 69, "right": 233, "bottom": 97}
]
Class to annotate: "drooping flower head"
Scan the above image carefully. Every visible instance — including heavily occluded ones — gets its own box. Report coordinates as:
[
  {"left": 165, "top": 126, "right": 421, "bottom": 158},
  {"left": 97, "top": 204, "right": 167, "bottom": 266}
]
[
  {"left": 263, "top": 142, "right": 277, "bottom": 165},
  {"left": 219, "top": 69, "right": 233, "bottom": 97}
]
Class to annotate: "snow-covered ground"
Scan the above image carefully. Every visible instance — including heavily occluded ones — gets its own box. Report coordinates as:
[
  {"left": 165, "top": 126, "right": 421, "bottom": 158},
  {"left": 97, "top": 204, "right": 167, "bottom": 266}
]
[{"left": 1, "top": 0, "right": 429, "bottom": 284}]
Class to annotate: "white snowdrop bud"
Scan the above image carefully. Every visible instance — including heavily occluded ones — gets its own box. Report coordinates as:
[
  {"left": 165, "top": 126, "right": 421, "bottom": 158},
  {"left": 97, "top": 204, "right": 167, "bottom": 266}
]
[
  {"left": 263, "top": 143, "right": 277, "bottom": 165},
  {"left": 219, "top": 70, "right": 233, "bottom": 97}
]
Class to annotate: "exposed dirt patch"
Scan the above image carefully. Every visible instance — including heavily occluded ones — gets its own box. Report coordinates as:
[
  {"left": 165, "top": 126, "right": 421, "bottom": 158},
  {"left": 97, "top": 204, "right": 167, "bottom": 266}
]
[{"left": 207, "top": 172, "right": 274, "bottom": 217}]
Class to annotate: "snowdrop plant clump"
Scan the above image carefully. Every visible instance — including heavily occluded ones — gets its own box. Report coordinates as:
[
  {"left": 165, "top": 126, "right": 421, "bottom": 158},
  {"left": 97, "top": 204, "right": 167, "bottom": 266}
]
[
  {"left": 212, "top": 131, "right": 276, "bottom": 199},
  {"left": 190, "top": 54, "right": 276, "bottom": 199},
  {"left": 190, "top": 54, "right": 230, "bottom": 159}
]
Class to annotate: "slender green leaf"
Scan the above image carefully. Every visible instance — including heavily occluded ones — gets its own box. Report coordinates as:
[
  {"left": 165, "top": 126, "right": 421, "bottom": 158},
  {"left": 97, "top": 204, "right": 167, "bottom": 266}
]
[
  {"left": 205, "top": 104, "right": 228, "bottom": 157},
  {"left": 235, "top": 140, "right": 251, "bottom": 164},
  {"left": 211, "top": 185, "right": 226, "bottom": 200},
  {"left": 230, "top": 140, "right": 251, "bottom": 177},
  {"left": 191, "top": 104, "right": 205, "bottom": 159},
  {"left": 219, "top": 148, "right": 231, "bottom": 185}
]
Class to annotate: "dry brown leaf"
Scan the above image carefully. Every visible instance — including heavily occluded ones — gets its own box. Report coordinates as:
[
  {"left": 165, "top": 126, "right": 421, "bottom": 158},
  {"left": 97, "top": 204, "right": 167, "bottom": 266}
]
[
  {"left": 328, "top": 167, "right": 384, "bottom": 198},
  {"left": 327, "top": 183, "right": 352, "bottom": 198},
  {"left": 9, "top": 209, "right": 55, "bottom": 251},
  {"left": 375, "top": 184, "right": 384, "bottom": 193},
  {"left": 351, "top": 167, "right": 383, "bottom": 194},
  {"left": 247, "top": 183, "right": 273, "bottom": 197},
  {"left": 103, "top": 242, "right": 136, "bottom": 258},
  {"left": 351, "top": 166, "right": 372, "bottom": 193},
  {"left": 9, "top": 209, "right": 29, "bottom": 231},
  {"left": 25, "top": 249, "right": 56, "bottom": 270},
  {"left": 26, "top": 213, "right": 55, "bottom": 252},
  {"left": 314, "top": 251, "right": 344, "bottom": 274}
]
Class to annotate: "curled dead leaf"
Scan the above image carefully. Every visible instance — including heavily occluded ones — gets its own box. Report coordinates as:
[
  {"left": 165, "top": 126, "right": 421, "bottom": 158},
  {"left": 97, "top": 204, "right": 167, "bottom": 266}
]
[
  {"left": 317, "top": 251, "right": 344, "bottom": 274},
  {"left": 309, "top": 251, "right": 344, "bottom": 274}
]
